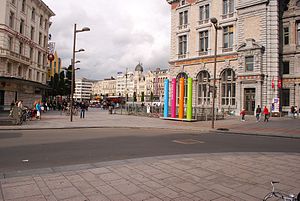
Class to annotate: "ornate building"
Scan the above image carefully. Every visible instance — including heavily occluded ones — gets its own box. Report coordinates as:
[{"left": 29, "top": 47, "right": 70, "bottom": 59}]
[
  {"left": 0, "top": 0, "right": 54, "bottom": 109},
  {"left": 166, "top": 0, "right": 299, "bottom": 115},
  {"left": 92, "top": 77, "right": 116, "bottom": 97},
  {"left": 116, "top": 64, "right": 169, "bottom": 102}
]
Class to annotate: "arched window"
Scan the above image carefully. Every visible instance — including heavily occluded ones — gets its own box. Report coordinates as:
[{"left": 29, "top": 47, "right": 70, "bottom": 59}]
[
  {"left": 197, "top": 71, "right": 210, "bottom": 105},
  {"left": 221, "top": 69, "right": 236, "bottom": 105},
  {"left": 176, "top": 72, "right": 188, "bottom": 103}
]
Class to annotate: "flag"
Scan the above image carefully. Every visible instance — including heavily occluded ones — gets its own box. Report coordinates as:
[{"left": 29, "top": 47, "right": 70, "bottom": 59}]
[
  {"left": 278, "top": 78, "right": 282, "bottom": 89},
  {"left": 271, "top": 79, "right": 274, "bottom": 88}
]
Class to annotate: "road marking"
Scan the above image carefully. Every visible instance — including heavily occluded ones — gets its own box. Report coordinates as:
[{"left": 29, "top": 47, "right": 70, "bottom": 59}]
[{"left": 172, "top": 139, "right": 204, "bottom": 145}]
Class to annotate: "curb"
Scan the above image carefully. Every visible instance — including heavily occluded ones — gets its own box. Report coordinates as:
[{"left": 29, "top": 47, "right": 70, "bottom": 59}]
[{"left": 213, "top": 130, "right": 300, "bottom": 139}]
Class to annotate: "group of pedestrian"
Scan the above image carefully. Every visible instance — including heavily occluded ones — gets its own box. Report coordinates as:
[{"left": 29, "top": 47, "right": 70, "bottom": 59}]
[{"left": 240, "top": 105, "right": 270, "bottom": 122}]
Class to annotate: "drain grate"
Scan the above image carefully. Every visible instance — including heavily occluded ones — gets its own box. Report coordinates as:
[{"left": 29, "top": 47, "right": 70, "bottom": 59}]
[{"left": 172, "top": 139, "right": 204, "bottom": 145}]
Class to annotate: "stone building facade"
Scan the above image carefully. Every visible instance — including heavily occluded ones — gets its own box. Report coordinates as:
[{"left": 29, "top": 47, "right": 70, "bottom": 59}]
[
  {"left": 92, "top": 77, "right": 116, "bottom": 97},
  {"left": 166, "top": 0, "right": 298, "bottom": 115},
  {"left": 115, "top": 64, "right": 169, "bottom": 102},
  {"left": 0, "top": 0, "right": 54, "bottom": 109},
  {"left": 280, "top": 0, "right": 300, "bottom": 113}
]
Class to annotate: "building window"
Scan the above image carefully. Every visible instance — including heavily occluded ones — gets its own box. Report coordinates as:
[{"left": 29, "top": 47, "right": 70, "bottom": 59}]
[
  {"left": 282, "top": 61, "right": 290, "bottom": 74},
  {"left": 22, "top": 0, "right": 26, "bottom": 12},
  {"left": 180, "top": 0, "right": 186, "bottom": 6},
  {"left": 40, "top": 15, "right": 43, "bottom": 28},
  {"left": 18, "top": 66, "right": 22, "bottom": 77},
  {"left": 38, "top": 51, "right": 41, "bottom": 66},
  {"left": 297, "top": 0, "right": 300, "bottom": 7},
  {"left": 30, "top": 47, "right": 33, "bottom": 59},
  {"left": 199, "top": 4, "right": 209, "bottom": 23},
  {"left": 221, "top": 69, "right": 236, "bottom": 105},
  {"left": 20, "top": 19, "right": 24, "bottom": 34},
  {"left": 8, "top": 36, "right": 13, "bottom": 51},
  {"left": 30, "top": 26, "right": 34, "bottom": 40},
  {"left": 179, "top": 10, "right": 188, "bottom": 28},
  {"left": 19, "top": 42, "right": 23, "bottom": 55},
  {"left": 31, "top": 7, "right": 35, "bottom": 21},
  {"left": 297, "top": 23, "right": 300, "bottom": 45},
  {"left": 281, "top": 89, "right": 290, "bottom": 106},
  {"left": 199, "top": 30, "right": 208, "bottom": 54},
  {"left": 44, "top": 35, "right": 47, "bottom": 48},
  {"left": 44, "top": 19, "right": 48, "bottom": 31},
  {"left": 178, "top": 35, "right": 187, "bottom": 58},
  {"left": 37, "top": 71, "right": 40, "bottom": 82},
  {"left": 245, "top": 56, "right": 254, "bottom": 71},
  {"left": 197, "top": 71, "right": 210, "bottom": 105},
  {"left": 223, "top": 0, "right": 234, "bottom": 15},
  {"left": 223, "top": 25, "right": 234, "bottom": 51},
  {"left": 283, "top": 27, "right": 289, "bottom": 45},
  {"left": 39, "top": 32, "right": 42, "bottom": 45},
  {"left": 28, "top": 69, "right": 32, "bottom": 80},
  {"left": 7, "top": 63, "right": 12, "bottom": 74},
  {"left": 9, "top": 11, "right": 14, "bottom": 28}
]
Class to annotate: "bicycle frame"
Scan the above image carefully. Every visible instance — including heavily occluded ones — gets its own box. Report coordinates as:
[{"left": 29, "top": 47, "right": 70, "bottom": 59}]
[{"left": 263, "top": 181, "right": 299, "bottom": 201}]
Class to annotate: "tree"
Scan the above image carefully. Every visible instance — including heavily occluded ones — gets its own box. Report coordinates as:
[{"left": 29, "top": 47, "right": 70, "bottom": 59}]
[{"left": 58, "top": 71, "right": 66, "bottom": 95}]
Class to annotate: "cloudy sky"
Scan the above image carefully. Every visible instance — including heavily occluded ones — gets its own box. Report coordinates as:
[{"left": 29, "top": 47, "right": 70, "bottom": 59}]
[{"left": 43, "top": 0, "right": 171, "bottom": 80}]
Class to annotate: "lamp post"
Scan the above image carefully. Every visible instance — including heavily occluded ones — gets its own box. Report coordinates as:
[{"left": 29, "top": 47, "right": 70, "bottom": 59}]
[
  {"left": 211, "top": 17, "right": 219, "bottom": 129},
  {"left": 70, "top": 24, "right": 90, "bottom": 122}
]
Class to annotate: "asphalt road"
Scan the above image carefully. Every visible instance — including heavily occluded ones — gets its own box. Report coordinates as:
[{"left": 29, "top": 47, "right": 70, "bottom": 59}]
[{"left": 0, "top": 128, "right": 299, "bottom": 172}]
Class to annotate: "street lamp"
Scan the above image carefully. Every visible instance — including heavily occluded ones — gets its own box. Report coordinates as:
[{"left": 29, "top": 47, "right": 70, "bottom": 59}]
[
  {"left": 211, "top": 17, "right": 219, "bottom": 129},
  {"left": 70, "top": 23, "right": 90, "bottom": 122}
]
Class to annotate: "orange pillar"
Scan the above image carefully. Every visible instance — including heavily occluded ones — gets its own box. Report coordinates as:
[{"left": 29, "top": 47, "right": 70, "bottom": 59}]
[{"left": 178, "top": 77, "right": 184, "bottom": 119}]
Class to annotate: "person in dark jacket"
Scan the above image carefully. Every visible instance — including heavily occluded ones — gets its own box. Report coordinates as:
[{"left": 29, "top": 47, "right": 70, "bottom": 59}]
[
  {"left": 255, "top": 105, "right": 262, "bottom": 122},
  {"left": 80, "top": 101, "right": 87, "bottom": 119}
]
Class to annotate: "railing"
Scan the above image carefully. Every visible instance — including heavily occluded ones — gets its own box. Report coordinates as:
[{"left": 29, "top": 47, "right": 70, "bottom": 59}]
[
  {"left": 221, "top": 13, "right": 234, "bottom": 19},
  {"left": 114, "top": 104, "right": 225, "bottom": 121},
  {"left": 0, "top": 48, "right": 31, "bottom": 64},
  {"left": 198, "top": 19, "right": 209, "bottom": 25}
]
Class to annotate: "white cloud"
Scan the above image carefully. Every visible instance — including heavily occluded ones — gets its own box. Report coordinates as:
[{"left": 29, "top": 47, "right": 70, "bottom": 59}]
[{"left": 43, "top": 0, "right": 171, "bottom": 80}]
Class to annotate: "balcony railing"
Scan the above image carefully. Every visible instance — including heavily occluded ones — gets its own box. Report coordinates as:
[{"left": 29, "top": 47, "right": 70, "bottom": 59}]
[
  {"left": 221, "top": 12, "right": 234, "bottom": 20},
  {"left": 198, "top": 19, "right": 209, "bottom": 25},
  {"left": 178, "top": 24, "right": 188, "bottom": 30},
  {"left": 0, "top": 47, "right": 31, "bottom": 65}
]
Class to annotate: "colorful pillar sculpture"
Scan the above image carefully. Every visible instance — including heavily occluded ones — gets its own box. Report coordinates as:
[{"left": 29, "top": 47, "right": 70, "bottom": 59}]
[
  {"left": 163, "top": 79, "right": 169, "bottom": 118},
  {"left": 187, "top": 78, "right": 193, "bottom": 120},
  {"left": 171, "top": 78, "right": 176, "bottom": 118},
  {"left": 178, "top": 77, "right": 184, "bottom": 119}
]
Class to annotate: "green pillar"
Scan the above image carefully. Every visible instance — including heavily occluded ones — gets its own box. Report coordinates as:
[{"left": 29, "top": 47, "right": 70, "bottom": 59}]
[{"left": 187, "top": 77, "right": 193, "bottom": 120}]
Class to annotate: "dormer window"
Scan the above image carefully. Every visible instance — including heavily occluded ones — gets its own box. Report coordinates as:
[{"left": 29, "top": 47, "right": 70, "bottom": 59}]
[{"left": 180, "top": 0, "right": 186, "bottom": 6}]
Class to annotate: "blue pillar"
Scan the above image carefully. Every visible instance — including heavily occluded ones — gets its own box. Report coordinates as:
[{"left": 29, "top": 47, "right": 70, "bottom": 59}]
[{"left": 164, "top": 79, "right": 169, "bottom": 118}]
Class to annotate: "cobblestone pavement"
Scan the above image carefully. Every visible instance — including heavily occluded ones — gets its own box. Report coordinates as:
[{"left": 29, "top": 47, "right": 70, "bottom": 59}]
[
  {"left": 1, "top": 109, "right": 299, "bottom": 200},
  {"left": 1, "top": 108, "right": 299, "bottom": 138},
  {"left": 0, "top": 153, "right": 299, "bottom": 201}
]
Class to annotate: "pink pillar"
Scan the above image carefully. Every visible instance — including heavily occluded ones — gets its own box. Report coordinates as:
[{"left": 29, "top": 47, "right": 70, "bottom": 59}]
[{"left": 171, "top": 78, "right": 176, "bottom": 118}]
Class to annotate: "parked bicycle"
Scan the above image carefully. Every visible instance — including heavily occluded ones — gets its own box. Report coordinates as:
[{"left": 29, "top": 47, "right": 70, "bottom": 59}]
[{"left": 263, "top": 181, "right": 300, "bottom": 201}]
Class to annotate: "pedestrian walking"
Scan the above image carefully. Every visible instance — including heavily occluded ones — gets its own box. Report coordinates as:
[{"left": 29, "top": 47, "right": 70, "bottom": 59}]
[
  {"left": 263, "top": 106, "right": 269, "bottom": 122},
  {"left": 255, "top": 105, "right": 262, "bottom": 122},
  {"left": 80, "top": 101, "right": 87, "bottom": 119},
  {"left": 35, "top": 101, "right": 41, "bottom": 120},
  {"left": 240, "top": 108, "right": 246, "bottom": 121}
]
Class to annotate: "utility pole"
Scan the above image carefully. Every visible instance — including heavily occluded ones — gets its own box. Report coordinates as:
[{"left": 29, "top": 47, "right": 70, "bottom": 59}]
[{"left": 125, "top": 68, "right": 128, "bottom": 101}]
